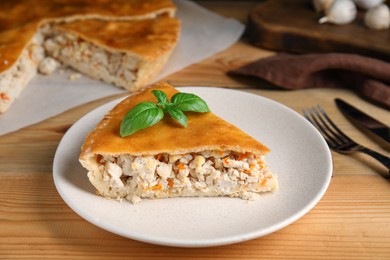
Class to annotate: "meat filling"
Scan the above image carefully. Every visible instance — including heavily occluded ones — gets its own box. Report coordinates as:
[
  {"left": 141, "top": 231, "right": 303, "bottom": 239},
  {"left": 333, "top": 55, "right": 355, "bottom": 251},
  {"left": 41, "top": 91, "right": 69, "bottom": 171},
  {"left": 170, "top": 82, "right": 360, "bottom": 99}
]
[
  {"left": 43, "top": 32, "right": 140, "bottom": 89},
  {"left": 0, "top": 38, "right": 44, "bottom": 112},
  {"left": 91, "top": 150, "right": 277, "bottom": 203}
]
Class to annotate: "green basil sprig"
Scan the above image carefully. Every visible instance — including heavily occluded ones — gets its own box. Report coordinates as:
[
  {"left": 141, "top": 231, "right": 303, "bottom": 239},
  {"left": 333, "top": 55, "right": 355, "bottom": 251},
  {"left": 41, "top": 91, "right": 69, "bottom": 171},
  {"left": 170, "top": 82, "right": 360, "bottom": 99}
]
[{"left": 120, "top": 90, "right": 210, "bottom": 137}]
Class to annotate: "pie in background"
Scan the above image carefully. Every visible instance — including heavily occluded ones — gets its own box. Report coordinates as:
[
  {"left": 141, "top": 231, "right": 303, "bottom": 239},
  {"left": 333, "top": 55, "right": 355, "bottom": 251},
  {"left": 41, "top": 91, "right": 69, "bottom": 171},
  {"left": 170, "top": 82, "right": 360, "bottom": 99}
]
[{"left": 0, "top": 0, "right": 179, "bottom": 113}]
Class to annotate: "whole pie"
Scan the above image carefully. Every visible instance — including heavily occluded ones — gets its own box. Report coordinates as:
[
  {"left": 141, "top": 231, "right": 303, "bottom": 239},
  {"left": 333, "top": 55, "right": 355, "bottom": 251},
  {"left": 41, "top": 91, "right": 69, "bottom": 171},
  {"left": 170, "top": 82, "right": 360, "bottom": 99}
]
[{"left": 0, "top": 0, "right": 180, "bottom": 113}]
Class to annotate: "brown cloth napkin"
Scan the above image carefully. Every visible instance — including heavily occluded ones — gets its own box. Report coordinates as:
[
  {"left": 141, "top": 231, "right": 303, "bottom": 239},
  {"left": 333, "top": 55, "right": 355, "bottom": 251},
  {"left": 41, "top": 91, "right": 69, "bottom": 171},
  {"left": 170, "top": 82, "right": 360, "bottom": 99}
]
[{"left": 228, "top": 53, "right": 390, "bottom": 108}]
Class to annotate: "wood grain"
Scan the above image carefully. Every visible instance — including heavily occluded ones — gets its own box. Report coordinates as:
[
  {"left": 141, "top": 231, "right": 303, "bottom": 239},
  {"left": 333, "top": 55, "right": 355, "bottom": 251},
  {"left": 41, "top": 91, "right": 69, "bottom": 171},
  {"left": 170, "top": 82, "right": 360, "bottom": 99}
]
[
  {"left": 1, "top": 1, "right": 390, "bottom": 259},
  {"left": 0, "top": 174, "right": 389, "bottom": 259},
  {"left": 247, "top": 0, "right": 390, "bottom": 61}
]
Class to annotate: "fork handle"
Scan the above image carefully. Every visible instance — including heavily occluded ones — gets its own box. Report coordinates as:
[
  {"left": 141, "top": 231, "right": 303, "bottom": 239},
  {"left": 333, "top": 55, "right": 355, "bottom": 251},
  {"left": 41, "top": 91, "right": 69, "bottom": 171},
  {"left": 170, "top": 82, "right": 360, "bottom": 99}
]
[{"left": 359, "top": 147, "right": 390, "bottom": 171}]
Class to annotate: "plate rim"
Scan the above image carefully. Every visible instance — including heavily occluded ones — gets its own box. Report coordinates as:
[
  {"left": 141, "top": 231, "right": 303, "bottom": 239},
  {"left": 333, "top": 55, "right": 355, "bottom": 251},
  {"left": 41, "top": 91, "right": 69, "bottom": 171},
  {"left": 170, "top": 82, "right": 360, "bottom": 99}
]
[{"left": 53, "top": 86, "right": 332, "bottom": 247}]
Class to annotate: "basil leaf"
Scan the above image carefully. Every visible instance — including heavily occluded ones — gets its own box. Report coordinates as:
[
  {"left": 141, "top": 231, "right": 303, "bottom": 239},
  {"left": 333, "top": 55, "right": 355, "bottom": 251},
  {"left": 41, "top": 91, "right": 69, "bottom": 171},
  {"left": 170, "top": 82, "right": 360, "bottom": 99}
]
[
  {"left": 152, "top": 90, "right": 169, "bottom": 107},
  {"left": 170, "top": 93, "right": 210, "bottom": 112},
  {"left": 166, "top": 106, "right": 188, "bottom": 127},
  {"left": 120, "top": 90, "right": 211, "bottom": 137},
  {"left": 120, "top": 102, "right": 164, "bottom": 137}
]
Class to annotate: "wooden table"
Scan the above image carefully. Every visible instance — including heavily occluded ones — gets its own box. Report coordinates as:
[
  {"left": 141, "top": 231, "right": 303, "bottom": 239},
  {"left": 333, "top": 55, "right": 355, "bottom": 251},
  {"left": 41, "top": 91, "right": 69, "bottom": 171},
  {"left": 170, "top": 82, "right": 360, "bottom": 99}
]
[{"left": 1, "top": 2, "right": 390, "bottom": 259}]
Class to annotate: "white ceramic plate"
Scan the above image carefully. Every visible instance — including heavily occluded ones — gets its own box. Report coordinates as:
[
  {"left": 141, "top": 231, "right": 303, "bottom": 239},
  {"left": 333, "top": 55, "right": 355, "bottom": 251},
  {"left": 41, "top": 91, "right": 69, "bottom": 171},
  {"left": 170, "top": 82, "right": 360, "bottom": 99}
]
[{"left": 53, "top": 87, "right": 332, "bottom": 247}]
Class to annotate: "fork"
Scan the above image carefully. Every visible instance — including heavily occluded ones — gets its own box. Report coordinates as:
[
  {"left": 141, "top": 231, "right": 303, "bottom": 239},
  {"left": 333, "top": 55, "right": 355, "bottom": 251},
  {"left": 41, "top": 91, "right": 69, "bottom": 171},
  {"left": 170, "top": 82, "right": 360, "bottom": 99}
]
[{"left": 303, "top": 105, "right": 390, "bottom": 173}]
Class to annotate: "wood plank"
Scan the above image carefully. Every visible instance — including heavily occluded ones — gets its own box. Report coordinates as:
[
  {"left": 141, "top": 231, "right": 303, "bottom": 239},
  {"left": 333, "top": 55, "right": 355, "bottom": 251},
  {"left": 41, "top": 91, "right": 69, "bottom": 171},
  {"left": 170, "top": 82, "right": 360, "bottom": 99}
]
[
  {"left": 247, "top": 0, "right": 390, "bottom": 61},
  {"left": 0, "top": 174, "right": 389, "bottom": 258}
]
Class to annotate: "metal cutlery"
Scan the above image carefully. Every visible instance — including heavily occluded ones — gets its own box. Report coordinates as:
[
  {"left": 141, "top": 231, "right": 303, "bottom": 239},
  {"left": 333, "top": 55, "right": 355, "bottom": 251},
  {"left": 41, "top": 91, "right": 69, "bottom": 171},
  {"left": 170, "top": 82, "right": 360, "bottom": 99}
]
[
  {"left": 335, "top": 98, "right": 389, "bottom": 144},
  {"left": 303, "top": 105, "right": 390, "bottom": 173}
]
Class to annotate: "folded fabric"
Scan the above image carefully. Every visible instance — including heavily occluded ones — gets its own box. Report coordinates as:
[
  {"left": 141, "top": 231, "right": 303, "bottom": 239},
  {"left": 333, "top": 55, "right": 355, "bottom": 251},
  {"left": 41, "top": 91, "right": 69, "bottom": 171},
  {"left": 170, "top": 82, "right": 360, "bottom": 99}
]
[{"left": 228, "top": 53, "right": 390, "bottom": 108}]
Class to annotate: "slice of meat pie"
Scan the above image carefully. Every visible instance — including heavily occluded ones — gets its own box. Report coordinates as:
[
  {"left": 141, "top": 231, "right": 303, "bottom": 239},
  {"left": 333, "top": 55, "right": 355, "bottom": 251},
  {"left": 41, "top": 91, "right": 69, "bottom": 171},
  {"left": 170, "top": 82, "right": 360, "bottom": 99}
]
[
  {"left": 0, "top": 0, "right": 177, "bottom": 113},
  {"left": 79, "top": 82, "right": 278, "bottom": 204}
]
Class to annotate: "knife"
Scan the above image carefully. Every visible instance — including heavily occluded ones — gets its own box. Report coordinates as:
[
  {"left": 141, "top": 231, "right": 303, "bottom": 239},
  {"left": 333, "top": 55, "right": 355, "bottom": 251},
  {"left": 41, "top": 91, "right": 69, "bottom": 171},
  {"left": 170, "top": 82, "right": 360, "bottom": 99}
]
[{"left": 335, "top": 98, "right": 389, "bottom": 144}]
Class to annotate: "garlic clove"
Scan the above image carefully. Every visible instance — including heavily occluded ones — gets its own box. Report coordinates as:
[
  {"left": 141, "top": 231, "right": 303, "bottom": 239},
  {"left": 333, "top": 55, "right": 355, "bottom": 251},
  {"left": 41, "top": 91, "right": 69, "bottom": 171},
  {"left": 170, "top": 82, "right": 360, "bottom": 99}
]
[
  {"left": 319, "top": 0, "right": 357, "bottom": 24},
  {"left": 312, "top": 0, "right": 336, "bottom": 12},
  {"left": 364, "top": 4, "right": 390, "bottom": 30},
  {"left": 354, "top": 0, "right": 384, "bottom": 10}
]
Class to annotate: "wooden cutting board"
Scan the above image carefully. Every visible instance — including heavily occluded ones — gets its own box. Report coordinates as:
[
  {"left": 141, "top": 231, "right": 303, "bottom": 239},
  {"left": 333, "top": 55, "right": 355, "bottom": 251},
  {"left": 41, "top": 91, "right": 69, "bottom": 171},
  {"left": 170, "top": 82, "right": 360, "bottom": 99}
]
[{"left": 247, "top": 0, "right": 390, "bottom": 61}]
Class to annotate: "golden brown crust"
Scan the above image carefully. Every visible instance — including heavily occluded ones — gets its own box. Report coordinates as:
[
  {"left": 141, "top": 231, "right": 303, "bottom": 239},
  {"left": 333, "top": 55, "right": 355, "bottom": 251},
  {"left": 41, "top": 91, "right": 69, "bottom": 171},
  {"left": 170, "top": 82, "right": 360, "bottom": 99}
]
[
  {"left": 0, "top": 22, "right": 40, "bottom": 72},
  {"left": 80, "top": 82, "right": 270, "bottom": 160},
  {"left": 53, "top": 17, "right": 180, "bottom": 60},
  {"left": 0, "top": 0, "right": 175, "bottom": 72}
]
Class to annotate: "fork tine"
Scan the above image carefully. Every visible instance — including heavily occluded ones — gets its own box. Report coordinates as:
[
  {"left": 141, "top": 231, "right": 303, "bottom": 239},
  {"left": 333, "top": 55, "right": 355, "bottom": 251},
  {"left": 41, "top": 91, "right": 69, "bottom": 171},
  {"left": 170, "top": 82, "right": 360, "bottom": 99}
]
[
  {"left": 316, "top": 105, "right": 353, "bottom": 143},
  {"left": 303, "top": 108, "right": 337, "bottom": 147},
  {"left": 311, "top": 106, "right": 346, "bottom": 145},
  {"left": 303, "top": 109, "right": 315, "bottom": 130}
]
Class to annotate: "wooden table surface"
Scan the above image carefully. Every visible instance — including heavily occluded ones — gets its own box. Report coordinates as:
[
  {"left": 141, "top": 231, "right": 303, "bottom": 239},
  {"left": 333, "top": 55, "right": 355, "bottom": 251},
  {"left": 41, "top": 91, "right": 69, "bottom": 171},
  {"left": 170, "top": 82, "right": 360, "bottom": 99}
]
[{"left": 1, "top": 1, "right": 390, "bottom": 259}]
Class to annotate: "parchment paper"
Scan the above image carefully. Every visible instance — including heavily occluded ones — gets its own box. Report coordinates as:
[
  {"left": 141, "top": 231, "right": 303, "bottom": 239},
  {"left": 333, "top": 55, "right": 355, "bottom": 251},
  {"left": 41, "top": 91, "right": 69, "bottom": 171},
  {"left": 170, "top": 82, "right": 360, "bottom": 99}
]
[{"left": 0, "top": 0, "right": 244, "bottom": 135}]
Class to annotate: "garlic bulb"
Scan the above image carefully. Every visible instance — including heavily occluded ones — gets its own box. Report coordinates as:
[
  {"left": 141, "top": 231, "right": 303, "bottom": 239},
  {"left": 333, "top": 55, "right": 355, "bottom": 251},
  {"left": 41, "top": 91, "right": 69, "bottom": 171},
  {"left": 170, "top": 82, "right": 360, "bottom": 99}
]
[
  {"left": 354, "top": 0, "right": 384, "bottom": 10},
  {"left": 319, "top": 0, "right": 357, "bottom": 24},
  {"left": 364, "top": 4, "right": 390, "bottom": 29},
  {"left": 312, "top": 0, "right": 335, "bottom": 12}
]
